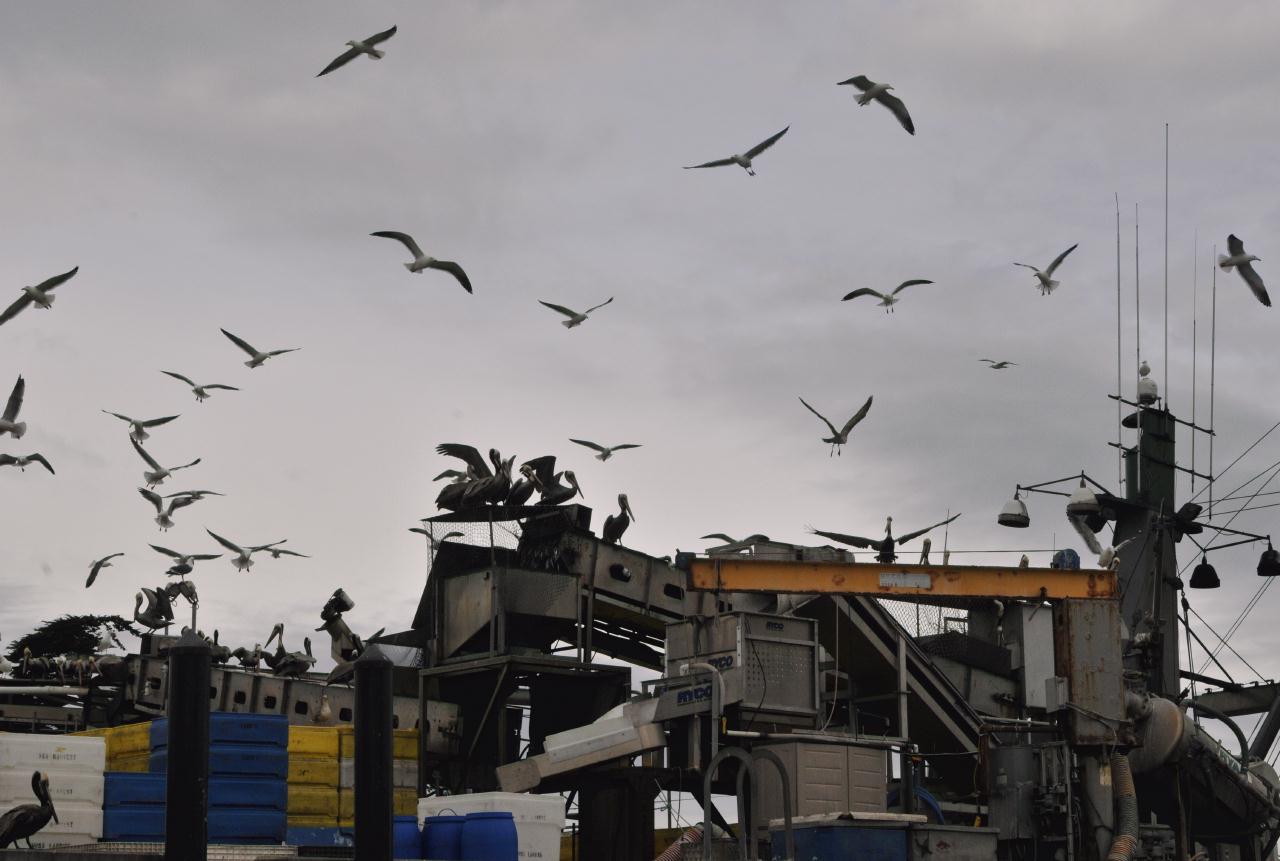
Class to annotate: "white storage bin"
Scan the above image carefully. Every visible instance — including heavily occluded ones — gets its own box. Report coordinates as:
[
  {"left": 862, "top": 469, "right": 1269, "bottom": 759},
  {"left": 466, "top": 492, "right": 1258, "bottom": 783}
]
[
  {"left": 419, "top": 792, "right": 564, "bottom": 860},
  {"left": 24, "top": 831, "right": 99, "bottom": 850},
  {"left": 37, "top": 801, "right": 104, "bottom": 837},
  {"left": 0, "top": 767, "right": 105, "bottom": 806},
  {"left": 0, "top": 734, "right": 106, "bottom": 772}
]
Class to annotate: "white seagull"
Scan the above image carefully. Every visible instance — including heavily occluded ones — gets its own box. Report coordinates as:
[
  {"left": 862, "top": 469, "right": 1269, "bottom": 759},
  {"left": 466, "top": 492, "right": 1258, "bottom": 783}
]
[
  {"left": 0, "top": 453, "right": 54, "bottom": 474},
  {"left": 841, "top": 279, "right": 933, "bottom": 313},
  {"left": 569, "top": 438, "right": 642, "bottom": 462},
  {"left": 0, "top": 375, "right": 26, "bottom": 439},
  {"left": 684, "top": 126, "right": 789, "bottom": 176},
  {"left": 316, "top": 26, "right": 397, "bottom": 77},
  {"left": 1014, "top": 244, "right": 1078, "bottom": 296},
  {"left": 538, "top": 297, "right": 614, "bottom": 328},
  {"left": 221, "top": 328, "right": 299, "bottom": 368},
  {"left": 0, "top": 266, "right": 79, "bottom": 327},
  {"left": 138, "top": 488, "right": 202, "bottom": 531},
  {"left": 979, "top": 359, "right": 1017, "bottom": 370},
  {"left": 261, "top": 547, "right": 310, "bottom": 560},
  {"left": 149, "top": 544, "right": 222, "bottom": 576},
  {"left": 131, "top": 438, "right": 200, "bottom": 487},
  {"left": 161, "top": 371, "right": 240, "bottom": 403},
  {"left": 1218, "top": 234, "right": 1270, "bottom": 307},
  {"left": 85, "top": 552, "right": 124, "bottom": 589},
  {"left": 206, "top": 529, "right": 286, "bottom": 572},
  {"left": 798, "top": 395, "right": 873, "bottom": 456},
  {"left": 102, "top": 410, "right": 180, "bottom": 442},
  {"left": 370, "top": 232, "right": 473, "bottom": 293},
  {"left": 837, "top": 76, "right": 915, "bottom": 135},
  {"left": 1098, "top": 536, "right": 1138, "bottom": 570}
]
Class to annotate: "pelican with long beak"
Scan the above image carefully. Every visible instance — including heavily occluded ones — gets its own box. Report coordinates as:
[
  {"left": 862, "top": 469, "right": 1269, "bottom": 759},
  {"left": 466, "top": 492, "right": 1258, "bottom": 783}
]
[{"left": 602, "top": 494, "right": 636, "bottom": 544}]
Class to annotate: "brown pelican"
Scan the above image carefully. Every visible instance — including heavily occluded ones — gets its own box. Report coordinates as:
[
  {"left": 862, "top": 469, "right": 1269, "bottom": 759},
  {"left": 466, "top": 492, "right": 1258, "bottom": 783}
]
[
  {"left": 201, "top": 630, "right": 232, "bottom": 664},
  {"left": 979, "top": 359, "right": 1016, "bottom": 369},
  {"left": 220, "top": 328, "right": 299, "bottom": 369},
  {"left": 131, "top": 438, "right": 199, "bottom": 487},
  {"left": 539, "top": 297, "right": 613, "bottom": 328},
  {"left": 0, "top": 376, "right": 26, "bottom": 439},
  {"left": 506, "top": 470, "right": 537, "bottom": 506},
  {"left": 919, "top": 538, "right": 932, "bottom": 564},
  {"left": 0, "top": 772, "right": 58, "bottom": 848},
  {"left": 0, "top": 453, "right": 54, "bottom": 474},
  {"left": 232, "top": 644, "right": 264, "bottom": 670},
  {"left": 798, "top": 395, "right": 873, "bottom": 456},
  {"left": 138, "top": 488, "right": 201, "bottom": 531},
  {"left": 0, "top": 266, "right": 79, "bottom": 328},
  {"left": 1219, "top": 234, "right": 1270, "bottom": 306},
  {"left": 436, "top": 444, "right": 511, "bottom": 509},
  {"left": 684, "top": 126, "right": 789, "bottom": 176},
  {"left": 85, "top": 552, "right": 124, "bottom": 588},
  {"left": 265, "top": 624, "right": 316, "bottom": 677},
  {"left": 569, "top": 439, "right": 641, "bottom": 462},
  {"left": 161, "top": 371, "right": 240, "bottom": 403},
  {"left": 520, "top": 456, "right": 583, "bottom": 506},
  {"left": 149, "top": 544, "right": 221, "bottom": 576},
  {"left": 810, "top": 513, "right": 961, "bottom": 563},
  {"left": 1014, "top": 244, "right": 1078, "bottom": 296},
  {"left": 316, "top": 25, "right": 397, "bottom": 77},
  {"left": 370, "top": 231, "right": 473, "bottom": 293},
  {"left": 701, "top": 533, "right": 770, "bottom": 545},
  {"left": 837, "top": 76, "right": 915, "bottom": 135},
  {"left": 602, "top": 494, "right": 636, "bottom": 544},
  {"left": 101, "top": 410, "right": 180, "bottom": 443},
  {"left": 205, "top": 529, "right": 285, "bottom": 572},
  {"left": 841, "top": 280, "right": 933, "bottom": 313},
  {"left": 133, "top": 589, "right": 172, "bottom": 630}
]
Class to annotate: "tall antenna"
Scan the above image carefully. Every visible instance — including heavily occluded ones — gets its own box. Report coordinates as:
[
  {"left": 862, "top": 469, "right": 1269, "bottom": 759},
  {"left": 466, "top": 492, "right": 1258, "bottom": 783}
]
[
  {"left": 1163, "top": 124, "right": 1170, "bottom": 408},
  {"left": 1116, "top": 193, "right": 1123, "bottom": 486},
  {"left": 1209, "top": 244, "right": 1218, "bottom": 518},
  {"left": 1136, "top": 204, "right": 1142, "bottom": 378},
  {"left": 1191, "top": 229, "right": 1198, "bottom": 493}
]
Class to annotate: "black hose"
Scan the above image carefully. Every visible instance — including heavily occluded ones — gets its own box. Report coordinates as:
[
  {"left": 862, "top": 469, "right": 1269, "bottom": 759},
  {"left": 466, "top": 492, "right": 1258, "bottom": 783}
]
[{"left": 1182, "top": 698, "right": 1251, "bottom": 766}]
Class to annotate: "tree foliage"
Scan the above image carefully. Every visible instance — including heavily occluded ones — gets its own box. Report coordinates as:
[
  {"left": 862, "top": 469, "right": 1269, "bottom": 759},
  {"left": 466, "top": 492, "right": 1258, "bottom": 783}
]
[{"left": 4, "top": 614, "right": 139, "bottom": 661}]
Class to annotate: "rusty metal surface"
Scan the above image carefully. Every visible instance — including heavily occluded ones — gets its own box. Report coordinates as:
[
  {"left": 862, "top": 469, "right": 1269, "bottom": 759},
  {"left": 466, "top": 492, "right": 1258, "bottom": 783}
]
[{"left": 1053, "top": 598, "right": 1125, "bottom": 745}]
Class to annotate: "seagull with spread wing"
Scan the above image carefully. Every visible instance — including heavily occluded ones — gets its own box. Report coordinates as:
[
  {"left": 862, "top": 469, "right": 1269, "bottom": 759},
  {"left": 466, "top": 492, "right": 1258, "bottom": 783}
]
[
  {"left": 0, "top": 454, "right": 54, "bottom": 475},
  {"left": 1219, "top": 234, "right": 1270, "bottom": 307},
  {"left": 684, "top": 126, "right": 789, "bottom": 176},
  {"left": 131, "top": 438, "right": 200, "bottom": 487},
  {"left": 1014, "top": 244, "right": 1078, "bottom": 296},
  {"left": 316, "top": 26, "right": 397, "bottom": 77},
  {"left": 0, "top": 376, "right": 26, "bottom": 439},
  {"left": 102, "top": 410, "right": 180, "bottom": 443},
  {"left": 539, "top": 297, "right": 613, "bottom": 328},
  {"left": 261, "top": 547, "right": 310, "bottom": 561},
  {"left": 0, "top": 266, "right": 79, "bottom": 328},
  {"left": 979, "top": 359, "right": 1017, "bottom": 370},
  {"left": 702, "top": 533, "right": 770, "bottom": 546},
  {"left": 569, "top": 438, "right": 641, "bottom": 462},
  {"left": 149, "top": 544, "right": 221, "bottom": 577},
  {"left": 370, "top": 231, "right": 473, "bottom": 293},
  {"left": 138, "top": 488, "right": 205, "bottom": 531},
  {"left": 798, "top": 395, "right": 872, "bottom": 456},
  {"left": 810, "top": 513, "right": 961, "bottom": 563},
  {"left": 837, "top": 75, "right": 915, "bottom": 135},
  {"left": 842, "top": 280, "right": 933, "bottom": 313},
  {"left": 221, "top": 329, "right": 299, "bottom": 368},
  {"left": 206, "top": 529, "right": 286, "bottom": 572},
  {"left": 85, "top": 553, "right": 124, "bottom": 589},
  {"left": 161, "top": 371, "right": 240, "bottom": 403}
]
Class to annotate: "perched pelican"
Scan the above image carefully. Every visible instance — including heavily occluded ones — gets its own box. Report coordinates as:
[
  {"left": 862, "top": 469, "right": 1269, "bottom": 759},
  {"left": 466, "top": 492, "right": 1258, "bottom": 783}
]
[
  {"left": 1014, "top": 244, "right": 1078, "bottom": 296},
  {"left": 701, "top": 533, "right": 770, "bottom": 546},
  {"left": 265, "top": 624, "right": 316, "bottom": 677},
  {"left": 102, "top": 410, "right": 180, "bottom": 443},
  {"left": 85, "top": 552, "right": 124, "bottom": 589},
  {"left": 520, "top": 456, "right": 583, "bottom": 506},
  {"left": 370, "top": 232, "right": 473, "bottom": 293},
  {"left": 0, "top": 376, "right": 26, "bottom": 439},
  {"left": 131, "top": 438, "right": 200, "bottom": 487},
  {"left": 133, "top": 589, "right": 171, "bottom": 630},
  {"left": 220, "top": 328, "right": 299, "bottom": 369},
  {"left": 204, "top": 630, "right": 232, "bottom": 665},
  {"left": 798, "top": 395, "right": 873, "bottom": 456},
  {"left": 138, "top": 488, "right": 201, "bottom": 531},
  {"left": 149, "top": 544, "right": 221, "bottom": 576},
  {"left": 810, "top": 513, "right": 961, "bottom": 563},
  {"left": 232, "top": 644, "right": 264, "bottom": 670},
  {"left": 979, "top": 359, "right": 1016, "bottom": 369},
  {"left": 0, "top": 453, "right": 54, "bottom": 475},
  {"left": 602, "top": 494, "right": 636, "bottom": 544},
  {"left": 0, "top": 772, "right": 58, "bottom": 849},
  {"left": 919, "top": 537, "right": 932, "bottom": 564},
  {"left": 316, "top": 25, "right": 397, "bottom": 77},
  {"left": 161, "top": 371, "right": 240, "bottom": 403},
  {"left": 409, "top": 527, "right": 464, "bottom": 551},
  {"left": 461, "top": 454, "right": 515, "bottom": 507},
  {"left": 0, "top": 266, "right": 79, "bottom": 328},
  {"left": 569, "top": 439, "right": 641, "bottom": 462},
  {"left": 506, "top": 469, "right": 538, "bottom": 506},
  {"left": 684, "top": 126, "right": 789, "bottom": 176},
  {"left": 1219, "top": 234, "right": 1270, "bottom": 307},
  {"left": 841, "top": 280, "right": 933, "bottom": 313},
  {"left": 538, "top": 297, "right": 614, "bottom": 328},
  {"left": 837, "top": 76, "right": 915, "bottom": 135},
  {"left": 206, "top": 529, "right": 285, "bottom": 572},
  {"left": 435, "top": 444, "right": 501, "bottom": 510},
  {"left": 1098, "top": 537, "right": 1138, "bottom": 570}
]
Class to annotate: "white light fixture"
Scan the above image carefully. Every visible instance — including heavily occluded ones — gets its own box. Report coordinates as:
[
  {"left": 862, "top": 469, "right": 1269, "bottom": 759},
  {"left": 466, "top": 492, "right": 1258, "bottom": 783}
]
[
  {"left": 998, "top": 490, "right": 1030, "bottom": 528},
  {"left": 1065, "top": 478, "right": 1101, "bottom": 517}
]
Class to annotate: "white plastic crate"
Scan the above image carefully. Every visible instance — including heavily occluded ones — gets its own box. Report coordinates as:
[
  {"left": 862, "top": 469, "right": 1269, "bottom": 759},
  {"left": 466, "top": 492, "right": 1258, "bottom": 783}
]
[
  {"left": 0, "top": 767, "right": 105, "bottom": 805},
  {"left": 419, "top": 792, "right": 564, "bottom": 861},
  {"left": 0, "top": 734, "right": 106, "bottom": 772},
  {"left": 23, "top": 831, "right": 99, "bottom": 850},
  {"left": 35, "top": 800, "right": 104, "bottom": 837}
]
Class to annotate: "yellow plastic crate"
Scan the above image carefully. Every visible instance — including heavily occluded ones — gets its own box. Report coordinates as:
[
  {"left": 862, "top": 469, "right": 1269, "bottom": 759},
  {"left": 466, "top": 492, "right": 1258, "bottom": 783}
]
[
  {"left": 288, "top": 785, "right": 340, "bottom": 817},
  {"left": 288, "top": 726, "right": 340, "bottom": 758},
  {"left": 289, "top": 755, "right": 340, "bottom": 787},
  {"left": 108, "top": 750, "right": 151, "bottom": 773},
  {"left": 74, "top": 721, "right": 152, "bottom": 759},
  {"left": 288, "top": 814, "right": 340, "bottom": 828},
  {"left": 337, "top": 727, "right": 418, "bottom": 760},
  {"left": 338, "top": 787, "right": 416, "bottom": 819}
]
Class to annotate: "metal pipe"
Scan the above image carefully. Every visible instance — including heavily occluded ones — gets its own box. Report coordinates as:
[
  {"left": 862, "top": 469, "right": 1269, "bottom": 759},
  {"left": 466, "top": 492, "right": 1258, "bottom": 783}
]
[
  {"left": 702, "top": 747, "right": 754, "bottom": 861},
  {"left": 355, "top": 646, "right": 394, "bottom": 860},
  {"left": 1182, "top": 698, "right": 1251, "bottom": 766},
  {"left": 752, "top": 748, "right": 795, "bottom": 861},
  {"left": 0, "top": 686, "right": 91, "bottom": 696},
  {"left": 164, "top": 629, "right": 209, "bottom": 861},
  {"left": 681, "top": 662, "right": 724, "bottom": 760}
]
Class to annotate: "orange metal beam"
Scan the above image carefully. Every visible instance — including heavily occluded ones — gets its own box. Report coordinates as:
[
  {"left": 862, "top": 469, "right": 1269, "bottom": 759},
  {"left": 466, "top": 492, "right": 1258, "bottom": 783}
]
[{"left": 687, "top": 557, "right": 1116, "bottom": 600}]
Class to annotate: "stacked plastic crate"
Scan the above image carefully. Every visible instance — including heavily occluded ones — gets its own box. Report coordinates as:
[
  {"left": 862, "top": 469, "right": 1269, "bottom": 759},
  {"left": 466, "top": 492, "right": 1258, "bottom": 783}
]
[
  {"left": 0, "top": 733, "right": 106, "bottom": 849},
  {"left": 74, "top": 721, "right": 152, "bottom": 773},
  {"left": 338, "top": 726, "right": 419, "bottom": 827},
  {"left": 285, "top": 725, "right": 345, "bottom": 846}
]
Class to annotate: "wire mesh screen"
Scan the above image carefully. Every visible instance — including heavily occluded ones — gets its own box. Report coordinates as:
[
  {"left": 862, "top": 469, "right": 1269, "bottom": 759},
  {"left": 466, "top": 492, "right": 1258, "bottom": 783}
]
[
  {"left": 415, "top": 516, "right": 525, "bottom": 568},
  {"left": 875, "top": 598, "right": 966, "bottom": 638}
]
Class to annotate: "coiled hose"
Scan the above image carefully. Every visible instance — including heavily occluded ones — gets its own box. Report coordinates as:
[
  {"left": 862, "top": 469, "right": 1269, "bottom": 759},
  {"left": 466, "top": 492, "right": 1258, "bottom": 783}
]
[{"left": 1106, "top": 753, "right": 1139, "bottom": 861}]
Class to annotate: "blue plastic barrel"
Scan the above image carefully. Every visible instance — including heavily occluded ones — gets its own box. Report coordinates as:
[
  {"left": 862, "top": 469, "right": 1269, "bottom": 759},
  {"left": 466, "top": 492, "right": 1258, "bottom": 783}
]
[
  {"left": 422, "top": 814, "right": 465, "bottom": 860},
  {"left": 394, "top": 815, "right": 421, "bottom": 859},
  {"left": 461, "top": 811, "right": 517, "bottom": 861}
]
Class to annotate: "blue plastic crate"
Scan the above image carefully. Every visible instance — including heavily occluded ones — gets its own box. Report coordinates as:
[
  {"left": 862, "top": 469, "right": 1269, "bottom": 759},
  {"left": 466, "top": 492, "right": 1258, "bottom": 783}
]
[
  {"left": 105, "top": 806, "right": 286, "bottom": 842},
  {"left": 771, "top": 823, "right": 907, "bottom": 861},
  {"left": 150, "top": 744, "right": 288, "bottom": 779},
  {"left": 151, "top": 712, "right": 288, "bottom": 750},
  {"left": 106, "top": 772, "right": 286, "bottom": 810},
  {"left": 287, "top": 826, "right": 354, "bottom": 848}
]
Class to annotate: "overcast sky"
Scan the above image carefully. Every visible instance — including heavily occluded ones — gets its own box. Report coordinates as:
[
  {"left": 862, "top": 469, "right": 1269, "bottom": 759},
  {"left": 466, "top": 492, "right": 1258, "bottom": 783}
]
[{"left": 2, "top": 2, "right": 1279, "bottom": 693}]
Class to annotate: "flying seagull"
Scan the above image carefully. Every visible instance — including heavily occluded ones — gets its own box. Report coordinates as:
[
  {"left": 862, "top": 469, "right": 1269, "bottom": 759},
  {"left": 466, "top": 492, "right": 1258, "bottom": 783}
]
[
  {"left": 131, "top": 438, "right": 200, "bottom": 487},
  {"left": 841, "top": 280, "right": 933, "bottom": 313},
  {"left": 569, "top": 439, "right": 641, "bottom": 462},
  {"left": 0, "top": 454, "right": 54, "bottom": 475},
  {"left": 684, "top": 126, "right": 789, "bottom": 176},
  {"left": 221, "top": 329, "right": 299, "bottom": 368},
  {"left": 810, "top": 513, "right": 961, "bottom": 563},
  {"left": 370, "top": 232, "right": 473, "bottom": 293},
  {"left": 316, "top": 26, "right": 397, "bottom": 77},
  {"left": 979, "top": 359, "right": 1017, "bottom": 370},
  {"left": 539, "top": 297, "right": 614, "bottom": 328},
  {"left": 1014, "top": 244, "right": 1078, "bottom": 296},
  {"left": 837, "top": 76, "right": 915, "bottom": 135},
  {"left": 0, "top": 376, "right": 26, "bottom": 439},
  {"left": 149, "top": 544, "right": 221, "bottom": 577},
  {"left": 701, "top": 533, "right": 770, "bottom": 545},
  {"left": 164, "top": 489, "right": 223, "bottom": 501},
  {"left": 261, "top": 547, "right": 310, "bottom": 560},
  {"left": 1097, "top": 536, "right": 1138, "bottom": 570},
  {"left": 85, "top": 553, "right": 124, "bottom": 589},
  {"left": 161, "top": 371, "right": 240, "bottom": 403},
  {"left": 1218, "top": 234, "right": 1270, "bottom": 307},
  {"left": 102, "top": 411, "right": 180, "bottom": 443},
  {"left": 138, "top": 488, "right": 201, "bottom": 531},
  {"left": 798, "top": 395, "right": 873, "bottom": 456},
  {"left": 0, "top": 266, "right": 79, "bottom": 328},
  {"left": 206, "top": 529, "right": 285, "bottom": 572}
]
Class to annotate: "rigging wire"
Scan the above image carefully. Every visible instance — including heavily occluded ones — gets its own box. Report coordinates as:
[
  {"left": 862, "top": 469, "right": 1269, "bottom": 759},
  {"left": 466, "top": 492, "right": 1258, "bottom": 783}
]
[
  {"left": 1186, "top": 604, "right": 1268, "bottom": 683},
  {"left": 1184, "top": 419, "right": 1280, "bottom": 506}
]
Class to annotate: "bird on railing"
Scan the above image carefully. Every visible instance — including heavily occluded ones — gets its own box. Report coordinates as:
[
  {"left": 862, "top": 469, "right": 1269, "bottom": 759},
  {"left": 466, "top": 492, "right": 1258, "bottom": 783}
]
[
  {"left": 0, "top": 771, "right": 58, "bottom": 849},
  {"left": 602, "top": 494, "right": 636, "bottom": 544}
]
